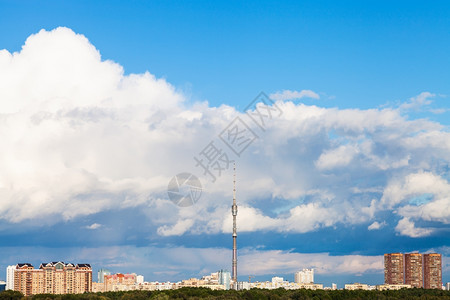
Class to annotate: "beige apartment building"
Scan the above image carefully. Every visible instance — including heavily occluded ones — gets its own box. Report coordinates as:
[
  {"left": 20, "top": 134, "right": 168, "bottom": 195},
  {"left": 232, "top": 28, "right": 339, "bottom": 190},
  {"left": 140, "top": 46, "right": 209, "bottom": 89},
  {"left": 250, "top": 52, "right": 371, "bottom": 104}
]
[
  {"left": 424, "top": 253, "right": 442, "bottom": 289},
  {"left": 384, "top": 253, "right": 404, "bottom": 285},
  {"left": 384, "top": 252, "right": 442, "bottom": 289},
  {"left": 405, "top": 253, "right": 423, "bottom": 288},
  {"left": 104, "top": 273, "right": 136, "bottom": 291},
  {"left": 376, "top": 284, "right": 411, "bottom": 291},
  {"left": 14, "top": 262, "right": 92, "bottom": 296}
]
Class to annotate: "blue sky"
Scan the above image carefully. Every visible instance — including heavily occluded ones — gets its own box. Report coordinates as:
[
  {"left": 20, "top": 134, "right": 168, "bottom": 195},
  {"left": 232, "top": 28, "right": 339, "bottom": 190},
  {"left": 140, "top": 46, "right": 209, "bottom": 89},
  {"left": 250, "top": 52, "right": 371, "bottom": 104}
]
[
  {"left": 2, "top": 0, "right": 450, "bottom": 114},
  {"left": 0, "top": 0, "right": 449, "bottom": 288}
]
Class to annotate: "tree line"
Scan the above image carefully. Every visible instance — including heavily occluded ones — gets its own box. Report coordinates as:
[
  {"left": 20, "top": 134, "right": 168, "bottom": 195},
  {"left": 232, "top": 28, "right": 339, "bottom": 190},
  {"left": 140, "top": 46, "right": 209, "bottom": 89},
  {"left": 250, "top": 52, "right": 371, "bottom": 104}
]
[{"left": 2, "top": 287, "right": 450, "bottom": 300}]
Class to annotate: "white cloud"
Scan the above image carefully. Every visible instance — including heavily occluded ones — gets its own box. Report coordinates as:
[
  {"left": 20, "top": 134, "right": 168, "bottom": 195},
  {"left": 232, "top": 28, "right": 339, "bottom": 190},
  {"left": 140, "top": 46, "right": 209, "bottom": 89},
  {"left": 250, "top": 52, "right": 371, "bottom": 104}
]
[
  {"left": 381, "top": 172, "right": 450, "bottom": 227},
  {"left": 85, "top": 223, "right": 102, "bottom": 230},
  {"left": 398, "top": 197, "right": 450, "bottom": 224},
  {"left": 0, "top": 27, "right": 450, "bottom": 239},
  {"left": 157, "top": 219, "right": 195, "bottom": 236},
  {"left": 218, "top": 203, "right": 341, "bottom": 235},
  {"left": 395, "top": 218, "right": 433, "bottom": 238},
  {"left": 285, "top": 203, "right": 339, "bottom": 232},
  {"left": 399, "top": 92, "right": 435, "bottom": 110},
  {"left": 315, "top": 144, "right": 359, "bottom": 170},
  {"left": 221, "top": 206, "right": 280, "bottom": 232},
  {"left": 429, "top": 108, "right": 449, "bottom": 114},
  {"left": 381, "top": 172, "right": 450, "bottom": 208},
  {"left": 238, "top": 249, "right": 383, "bottom": 275},
  {"left": 368, "top": 221, "right": 386, "bottom": 230},
  {"left": 270, "top": 89, "right": 320, "bottom": 101},
  {"left": 0, "top": 27, "right": 187, "bottom": 223}
]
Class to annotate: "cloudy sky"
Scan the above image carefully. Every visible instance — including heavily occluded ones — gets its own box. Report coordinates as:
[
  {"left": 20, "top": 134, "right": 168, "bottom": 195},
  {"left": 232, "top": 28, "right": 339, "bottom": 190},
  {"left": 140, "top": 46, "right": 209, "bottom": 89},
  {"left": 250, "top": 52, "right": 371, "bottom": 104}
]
[{"left": 0, "top": 1, "right": 449, "bottom": 287}]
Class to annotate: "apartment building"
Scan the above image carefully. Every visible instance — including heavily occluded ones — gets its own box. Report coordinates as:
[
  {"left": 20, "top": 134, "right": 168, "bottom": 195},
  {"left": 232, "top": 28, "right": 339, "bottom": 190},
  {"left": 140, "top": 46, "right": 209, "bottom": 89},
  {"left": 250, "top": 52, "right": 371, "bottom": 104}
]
[{"left": 13, "top": 262, "right": 92, "bottom": 296}]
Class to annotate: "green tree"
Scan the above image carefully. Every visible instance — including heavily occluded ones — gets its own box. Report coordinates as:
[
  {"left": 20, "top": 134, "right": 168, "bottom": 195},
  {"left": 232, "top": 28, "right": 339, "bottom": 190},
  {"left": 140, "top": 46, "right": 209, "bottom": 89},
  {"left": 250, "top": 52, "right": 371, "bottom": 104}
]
[{"left": 0, "top": 290, "right": 24, "bottom": 300}]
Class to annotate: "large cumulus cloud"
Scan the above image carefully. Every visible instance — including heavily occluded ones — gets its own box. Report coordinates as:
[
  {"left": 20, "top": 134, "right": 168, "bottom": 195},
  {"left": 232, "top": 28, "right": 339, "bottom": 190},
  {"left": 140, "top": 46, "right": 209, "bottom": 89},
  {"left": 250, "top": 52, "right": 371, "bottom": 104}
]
[{"left": 0, "top": 27, "right": 449, "bottom": 242}]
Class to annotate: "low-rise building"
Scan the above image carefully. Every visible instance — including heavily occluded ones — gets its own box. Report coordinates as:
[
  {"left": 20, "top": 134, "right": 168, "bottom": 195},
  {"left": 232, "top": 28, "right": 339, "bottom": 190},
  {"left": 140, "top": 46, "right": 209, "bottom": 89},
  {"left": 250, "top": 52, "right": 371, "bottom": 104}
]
[
  {"left": 92, "top": 282, "right": 105, "bottom": 293},
  {"left": 250, "top": 280, "right": 322, "bottom": 290},
  {"left": 376, "top": 284, "right": 412, "bottom": 291},
  {"left": 344, "top": 283, "right": 375, "bottom": 290},
  {"left": 179, "top": 277, "right": 225, "bottom": 290},
  {"left": 0, "top": 280, "right": 6, "bottom": 291},
  {"left": 104, "top": 273, "right": 137, "bottom": 291},
  {"left": 236, "top": 281, "right": 250, "bottom": 290}
]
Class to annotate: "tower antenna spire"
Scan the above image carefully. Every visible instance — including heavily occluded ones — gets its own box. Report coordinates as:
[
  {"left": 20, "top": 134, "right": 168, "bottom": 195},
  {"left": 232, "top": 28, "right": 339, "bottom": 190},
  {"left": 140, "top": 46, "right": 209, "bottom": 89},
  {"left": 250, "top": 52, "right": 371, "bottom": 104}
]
[{"left": 232, "top": 163, "right": 238, "bottom": 284}]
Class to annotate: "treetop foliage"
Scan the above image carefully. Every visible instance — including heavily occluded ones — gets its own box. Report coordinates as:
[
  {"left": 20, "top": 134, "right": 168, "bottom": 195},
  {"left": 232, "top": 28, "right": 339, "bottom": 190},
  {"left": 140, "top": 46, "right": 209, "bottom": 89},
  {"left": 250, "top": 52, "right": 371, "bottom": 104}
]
[{"left": 1, "top": 287, "right": 450, "bottom": 300}]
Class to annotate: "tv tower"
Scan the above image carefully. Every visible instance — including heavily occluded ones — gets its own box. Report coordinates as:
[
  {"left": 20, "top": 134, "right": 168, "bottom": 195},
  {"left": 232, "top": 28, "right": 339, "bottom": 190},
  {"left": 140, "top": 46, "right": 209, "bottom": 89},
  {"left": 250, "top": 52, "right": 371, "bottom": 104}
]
[{"left": 232, "top": 163, "right": 238, "bottom": 283}]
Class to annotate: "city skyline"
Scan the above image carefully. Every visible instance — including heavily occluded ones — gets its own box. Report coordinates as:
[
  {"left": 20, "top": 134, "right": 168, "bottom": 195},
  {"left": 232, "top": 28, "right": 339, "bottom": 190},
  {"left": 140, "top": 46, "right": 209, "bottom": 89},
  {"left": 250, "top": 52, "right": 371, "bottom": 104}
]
[
  {"left": 4, "top": 254, "right": 447, "bottom": 294},
  {"left": 0, "top": 0, "right": 449, "bottom": 288}
]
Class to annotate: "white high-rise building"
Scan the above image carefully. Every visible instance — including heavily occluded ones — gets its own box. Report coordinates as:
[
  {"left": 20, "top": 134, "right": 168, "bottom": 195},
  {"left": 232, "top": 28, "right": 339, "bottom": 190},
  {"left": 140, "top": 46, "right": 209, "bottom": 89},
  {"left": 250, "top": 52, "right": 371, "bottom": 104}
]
[
  {"left": 98, "top": 268, "right": 111, "bottom": 283},
  {"left": 136, "top": 275, "right": 144, "bottom": 284},
  {"left": 294, "top": 268, "right": 314, "bottom": 284},
  {"left": 218, "top": 270, "right": 231, "bottom": 290},
  {"left": 6, "top": 265, "right": 15, "bottom": 290}
]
